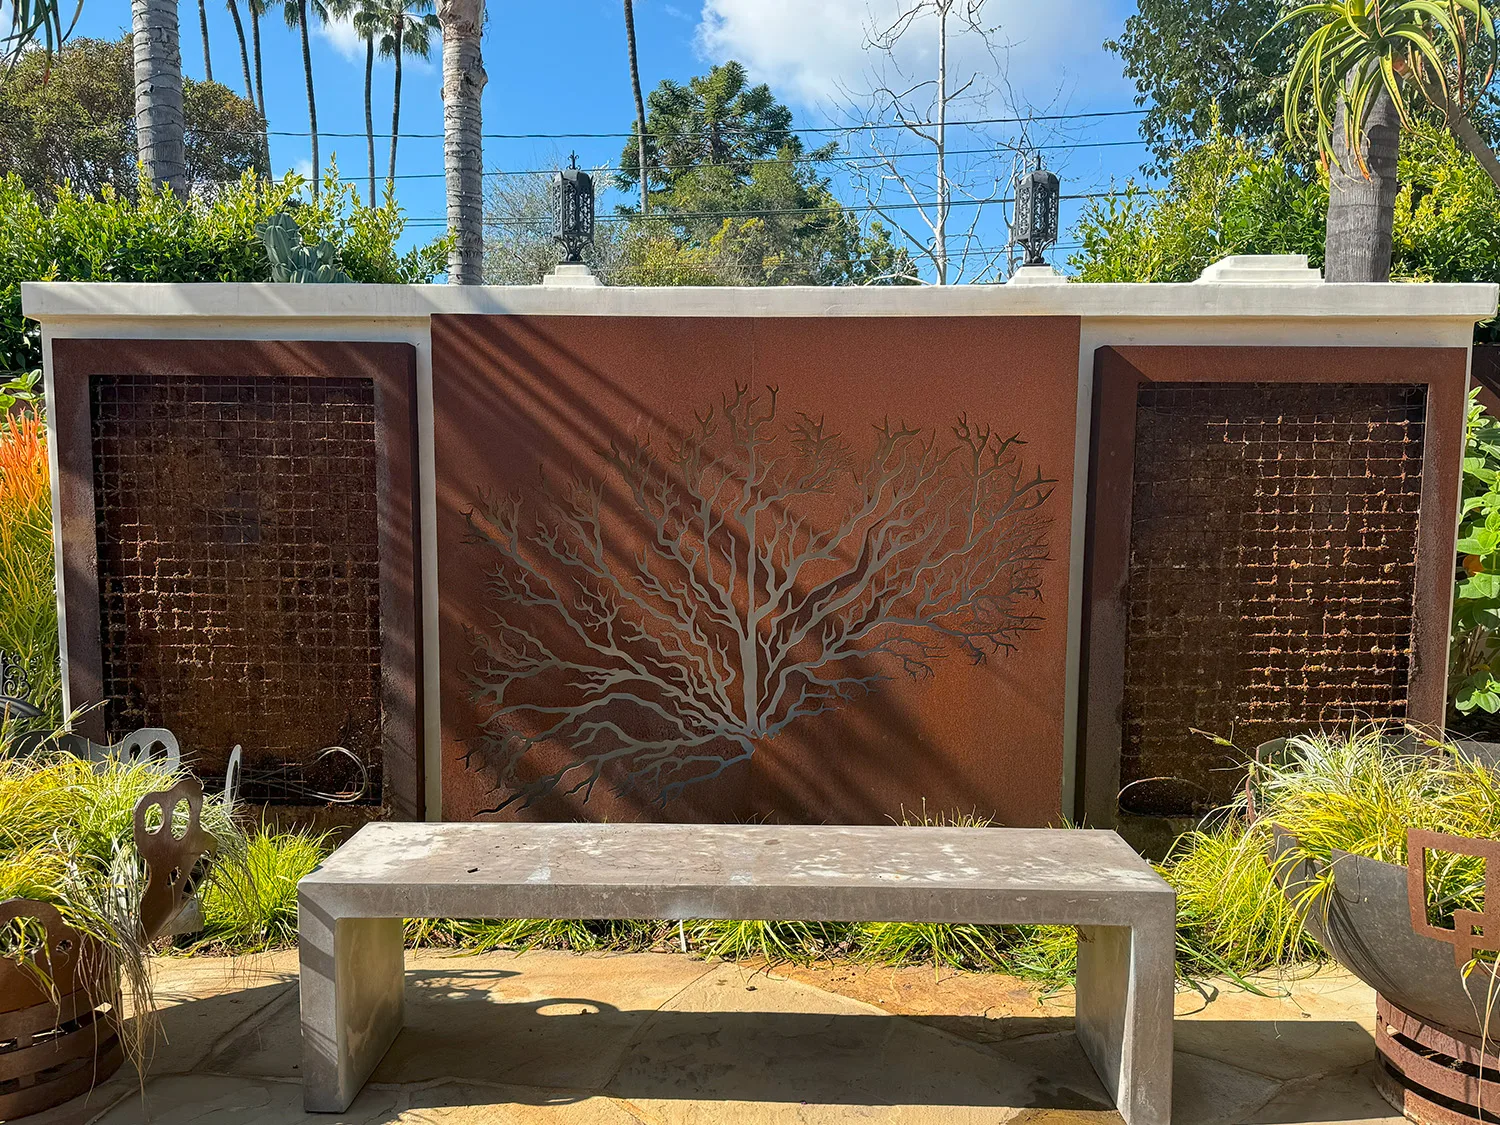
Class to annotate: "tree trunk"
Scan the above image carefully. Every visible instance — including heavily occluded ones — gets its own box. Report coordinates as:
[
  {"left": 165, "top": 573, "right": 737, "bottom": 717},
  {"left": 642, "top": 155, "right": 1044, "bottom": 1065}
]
[
  {"left": 624, "top": 0, "right": 647, "bottom": 215},
  {"left": 132, "top": 0, "right": 189, "bottom": 194},
  {"left": 251, "top": 1, "right": 269, "bottom": 176},
  {"left": 298, "top": 3, "right": 320, "bottom": 199},
  {"left": 1323, "top": 81, "right": 1399, "bottom": 282},
  {"left": 197, "top": 0, "right": 213, "bottom": 81},
  {"left": 388, "top": 15, "right": 402, "bottom": 191},
  {"left": 364, "top": 37, "right": 376, "bottom": 203},
  {"left": 439, "top": 0, "right": 487, "bottom": 284},
  {"left": 934, "top": 1, "right": 948, "bottom": 284},
  {"left": 227, "top": 0, "right": 254, "bottom": 104}
]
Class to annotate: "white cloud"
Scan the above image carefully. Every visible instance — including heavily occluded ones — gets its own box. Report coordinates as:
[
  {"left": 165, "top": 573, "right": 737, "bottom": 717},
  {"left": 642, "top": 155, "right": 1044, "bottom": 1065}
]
[
  {"left": 695, "top": 0, "right": 1123, "bottom": 114},
  {"left": 317, "top": 14, "right": 366, "bottom": 63}
]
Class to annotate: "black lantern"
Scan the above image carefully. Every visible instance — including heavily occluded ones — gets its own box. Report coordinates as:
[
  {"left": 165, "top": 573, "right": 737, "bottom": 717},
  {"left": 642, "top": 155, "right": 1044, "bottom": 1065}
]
[
  {"left": 1013, "top": 158, "right": 1060, "bottom": 267},
  {"left": 552, "top": 153, "right": 595, "bottom": 265}
]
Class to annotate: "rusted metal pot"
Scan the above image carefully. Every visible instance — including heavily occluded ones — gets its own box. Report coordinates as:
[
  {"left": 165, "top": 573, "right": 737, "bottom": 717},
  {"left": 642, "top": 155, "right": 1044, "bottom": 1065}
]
[
  {"left": 0, "top": 901, "right": 124, "bottom": 1121},
  {"left": 1270, "top": 826, "right": 1500, "bottom": 1125},
  {"left": 0, "top": 775, "right": 217, "bottom": 1119}
]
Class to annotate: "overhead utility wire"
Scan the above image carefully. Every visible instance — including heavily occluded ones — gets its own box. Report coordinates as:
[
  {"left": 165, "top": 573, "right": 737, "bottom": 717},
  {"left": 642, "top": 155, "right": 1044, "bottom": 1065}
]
[
  {"left": 411, "top": 190, "right": 1118, "bottom": 228},
  {"left": 328, "top": 139, "right": 1150, "bottom": 183},
  {"left": 207, "top": 107, "right": 1148, "bottom": 142}
]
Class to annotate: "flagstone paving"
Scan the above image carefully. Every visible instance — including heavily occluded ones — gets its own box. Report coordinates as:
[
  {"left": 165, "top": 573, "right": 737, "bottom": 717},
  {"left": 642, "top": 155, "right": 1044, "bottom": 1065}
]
[{"left": 25, "top": 950, "right": 1400, "bottom": 1125}]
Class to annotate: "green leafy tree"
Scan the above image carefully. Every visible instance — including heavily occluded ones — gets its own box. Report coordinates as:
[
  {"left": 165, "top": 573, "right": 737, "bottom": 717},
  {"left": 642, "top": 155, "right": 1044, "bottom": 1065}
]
[
  {"left": 0, "top": 37, "right": 267, "bottom": 201},
  {"left": 1070, "top": 117, "right": 1500, "bottom": 287},
  {"left": 1105, "top": 0, "right": 1296, "bottom": 165},
  {"left": 614, "top": 62, "right": 913, "bottom": 285}
]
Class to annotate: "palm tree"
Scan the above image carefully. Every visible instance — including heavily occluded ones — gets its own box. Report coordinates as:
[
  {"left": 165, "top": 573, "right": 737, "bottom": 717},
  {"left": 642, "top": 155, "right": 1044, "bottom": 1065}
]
[
  {"left": 379, "top": 0, "right": 440, "bottom": 190},
  {"left": 284, "top": 0, "right": 348, "bottom": 198},
  {"left": 624, "top": 0, "right": 648, "bottom": 215},
  {"left": 132, "top": 0, "right": 189, "bottom": 192},
  {"left": 226, "top": 0, "right": 255, "bottom": 105},
  {"left": 438, "top": 0, "right": 487, "bottom": 284},
  {"left": 352, "top": 0, "right": 382, "bottom": 203},
  {"left": 250, "top": 0, "right": 272, "bottom": 174},
  {"left": 1276, "top": 0, "right": 1500, "bottom": 279},
  {"left": 6, "top": 0, "right": 188, "bottom": 190},
  {"left": 196, "top": 0, "right": 213, "bottom": 81}
]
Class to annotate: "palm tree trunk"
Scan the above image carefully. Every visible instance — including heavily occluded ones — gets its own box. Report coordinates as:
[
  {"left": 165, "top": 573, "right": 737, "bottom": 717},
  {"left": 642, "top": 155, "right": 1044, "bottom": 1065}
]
[
  {"left": 623, "top": 0, "right": 647, "bottom": 215},
  {"left": 297, "top": 3, "right": 320, "bottom": 198},
  {"left": 388, "top": 15, "right": 402, "bottom": 190},
  {"left": 227, "top": 0, "right": 254, "bottom": 103},
  {"left": 197, "top": 0, "right": 214, "bottom": 81},
  {"left": 365, "top": 37, "right": 376, "bottom": 203},
  {"left": 1323, "top": 81, "right": 1399, "bottom": 282},
  {"left": 251, "top": 2, "right": 266, "bottom": 110},
  {"left": 132, "top": 0, "right": 189, "bottom": 194},
  {"left": 439, "top": 0, "right": 487, "bottom": 284},
  {"left": 251, "top": 1, "right": 269, "bottom": 176}
]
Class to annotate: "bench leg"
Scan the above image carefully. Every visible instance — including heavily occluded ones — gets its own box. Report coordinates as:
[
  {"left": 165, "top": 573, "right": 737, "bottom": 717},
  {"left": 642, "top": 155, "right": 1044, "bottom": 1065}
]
[
  {"left": 299, "top": 900, "right": 405, "bottom": 1112},
  {"left": 1075, "top": 919, "right": 1174, "bottom": 1125}
]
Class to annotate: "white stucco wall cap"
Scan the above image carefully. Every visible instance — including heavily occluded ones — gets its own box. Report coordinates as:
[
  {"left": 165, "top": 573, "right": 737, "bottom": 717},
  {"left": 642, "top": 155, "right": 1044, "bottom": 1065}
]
[{"left": 21, "top": 279, "right": 1499, "bottom": 324}]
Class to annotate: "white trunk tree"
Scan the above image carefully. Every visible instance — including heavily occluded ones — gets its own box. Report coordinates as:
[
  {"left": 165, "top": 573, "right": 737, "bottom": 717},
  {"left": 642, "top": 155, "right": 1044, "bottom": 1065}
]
[
  {"left": 440, "top": 0, "right": 487, "bottom": 284},
  {"left": 132, "top": 0, "right": 189, "bottom": 194},
  {"left": 843, "top": 0, "right": 1022, "bottom": 284}
]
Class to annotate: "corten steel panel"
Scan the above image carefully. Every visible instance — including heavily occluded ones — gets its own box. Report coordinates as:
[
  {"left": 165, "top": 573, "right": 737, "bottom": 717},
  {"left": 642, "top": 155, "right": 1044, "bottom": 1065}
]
[
  {"left": 1078, "top": 345, "right": 1468, "bottom": 827},
  {"left": 433, "top": 314, "right": 1081, "bottom": 826},
  {"left": 50, "top": 339, "right": 423, "bottom": 820}
]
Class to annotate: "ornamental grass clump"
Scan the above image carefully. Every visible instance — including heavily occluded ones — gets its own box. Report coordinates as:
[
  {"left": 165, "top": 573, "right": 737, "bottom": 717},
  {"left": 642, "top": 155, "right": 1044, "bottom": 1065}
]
[
  {"left": 1165, "top": 724, "right": 1500, "bottom": 977},
  {"left": 194, "top": 826, "right": 331, "bottom": 953},
  {"left": 0, "top": 746, "right": 248, "bottom": 1062}
]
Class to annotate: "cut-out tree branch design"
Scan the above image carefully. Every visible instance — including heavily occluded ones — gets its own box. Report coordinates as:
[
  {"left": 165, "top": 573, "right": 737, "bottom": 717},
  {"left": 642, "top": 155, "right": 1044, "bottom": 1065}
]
[{"left": 464, "top": 384, "right": 1054, "bottom": 812}]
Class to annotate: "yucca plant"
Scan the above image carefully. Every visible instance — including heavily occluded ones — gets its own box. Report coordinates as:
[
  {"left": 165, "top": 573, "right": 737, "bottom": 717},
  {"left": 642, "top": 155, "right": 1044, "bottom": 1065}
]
[{"left": 1274, "top": 0, "right": 1500, "bottom": 184}]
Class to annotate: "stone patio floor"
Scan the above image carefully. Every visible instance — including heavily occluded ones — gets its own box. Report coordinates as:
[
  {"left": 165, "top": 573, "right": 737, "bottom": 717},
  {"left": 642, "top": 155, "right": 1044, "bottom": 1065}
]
[{"left": 30, "top": 949, "right": 1401, "bottom": 1125}]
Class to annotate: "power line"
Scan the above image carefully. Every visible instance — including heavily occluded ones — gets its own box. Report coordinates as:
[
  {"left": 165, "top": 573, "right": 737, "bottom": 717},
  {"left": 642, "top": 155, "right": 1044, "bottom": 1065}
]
[
  {"left": 449, "top": 190, "right": 1117, "bottom": 229},
  {"left": 239, "top": 107, "right": 1148, "bottom": 142},
  {"left": 326, "top": 139, "right": 1149, "bottom": 183}
]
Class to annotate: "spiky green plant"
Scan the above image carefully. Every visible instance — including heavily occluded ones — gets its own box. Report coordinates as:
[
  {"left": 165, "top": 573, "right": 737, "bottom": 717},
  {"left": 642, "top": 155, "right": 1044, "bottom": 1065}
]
[
  {"left": 686, "top": 919, "right": 853, "bottom": 963},
  {"left": 194, "top": 826, "right": 330, "bottom": 952},
  {"left": 0, "top": 410, "right": 60, "bottom": 728}
]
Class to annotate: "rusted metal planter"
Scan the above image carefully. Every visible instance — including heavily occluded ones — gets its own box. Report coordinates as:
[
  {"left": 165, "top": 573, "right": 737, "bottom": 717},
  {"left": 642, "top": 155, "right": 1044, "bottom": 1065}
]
[
  {"left": 1270, "top": 827, "right": 1500, "bottom": 1125},
  {"left": 0, "top": 775, "right": 216, "bottom": 1119},
  {"left": 0, "top": 901, "right": 123, "bottom": 1121}
]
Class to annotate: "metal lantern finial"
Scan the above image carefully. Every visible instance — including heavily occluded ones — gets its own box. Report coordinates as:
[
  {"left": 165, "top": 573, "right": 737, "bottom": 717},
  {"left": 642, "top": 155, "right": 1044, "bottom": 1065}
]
[
  {"left": 552, "top": 153, "right": 595, "bottom": 266},
  {"left": 1014, "top": 155, "right": 1061, "bottom": 268}
]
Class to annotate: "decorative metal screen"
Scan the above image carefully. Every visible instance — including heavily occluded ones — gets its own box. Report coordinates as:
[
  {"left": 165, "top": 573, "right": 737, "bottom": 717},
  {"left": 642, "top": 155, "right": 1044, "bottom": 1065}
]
[
  {"left": 1119, "top": 382, "right": 1426, "bottom": 816},
  {"left": 90, "top": 374, "right": 383, "bottom": 803}
]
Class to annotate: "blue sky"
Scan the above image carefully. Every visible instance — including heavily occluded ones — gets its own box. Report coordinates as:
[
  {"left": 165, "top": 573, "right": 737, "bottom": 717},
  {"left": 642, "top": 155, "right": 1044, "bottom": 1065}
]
[{"left": 68, "top": 0, "right": 1150, "bottom": 278}]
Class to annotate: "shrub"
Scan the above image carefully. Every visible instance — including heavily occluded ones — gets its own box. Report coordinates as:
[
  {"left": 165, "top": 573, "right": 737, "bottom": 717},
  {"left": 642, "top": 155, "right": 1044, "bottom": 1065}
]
[
  {"left": 0, "top": 411, "right": 59, "bottom": 725},
  {"left": 1453, "top": 390, "right": 1500, "bottom": 728},
  {"left": 0, "top": 167, "right": 448, "bottom": 379}
]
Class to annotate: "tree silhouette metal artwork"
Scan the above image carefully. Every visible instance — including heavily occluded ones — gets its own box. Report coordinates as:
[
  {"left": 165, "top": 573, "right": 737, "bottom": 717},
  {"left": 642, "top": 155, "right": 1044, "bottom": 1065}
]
[{"left": 463, "top": 384, "right": 1054, "bottom": 812}]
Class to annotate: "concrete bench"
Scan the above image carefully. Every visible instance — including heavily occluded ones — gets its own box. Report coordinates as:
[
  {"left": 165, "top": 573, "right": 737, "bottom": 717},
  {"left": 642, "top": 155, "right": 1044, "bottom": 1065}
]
[{"left": 298, "top": 823, "right": 1176, "bottom": 1123}]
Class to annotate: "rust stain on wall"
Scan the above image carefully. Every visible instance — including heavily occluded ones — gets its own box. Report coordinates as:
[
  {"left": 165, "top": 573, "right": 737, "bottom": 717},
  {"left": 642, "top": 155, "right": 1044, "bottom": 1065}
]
[{"left": 433, "top": 315, "right": 1081, "bottom": 826}]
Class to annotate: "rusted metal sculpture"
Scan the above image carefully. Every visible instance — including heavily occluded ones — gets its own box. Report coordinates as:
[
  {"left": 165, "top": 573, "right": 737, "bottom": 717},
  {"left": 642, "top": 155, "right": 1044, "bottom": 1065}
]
[
  {"left": 0, "top": 777, "right": 216, "bottom": 1118},
  {"left": 0, "top": 900, "right": 124, "bottom": 1120},
  {"left": 1270, "top": 826, "right": 1500, "bottom": 1125},
  {"left": 135, "top": 776, "right": 217, "bottom": 941}
]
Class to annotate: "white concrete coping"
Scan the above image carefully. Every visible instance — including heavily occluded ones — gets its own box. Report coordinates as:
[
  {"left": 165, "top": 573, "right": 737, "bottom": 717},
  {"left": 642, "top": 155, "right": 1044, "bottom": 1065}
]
[
  {"left": 1197, "top": 254, "right": 1324, "bottom": 283},
  {"left": 21, "top": 277, "right": 1498, "bottom": 323}
]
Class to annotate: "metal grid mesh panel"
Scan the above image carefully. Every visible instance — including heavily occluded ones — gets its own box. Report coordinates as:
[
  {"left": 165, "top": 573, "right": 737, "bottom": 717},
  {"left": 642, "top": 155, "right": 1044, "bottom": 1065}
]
[
  {"left": 1119, "top": 382, "right": 1426, "bottom": 816},
  {"left": 90, "top": 374, "right": 383, "bottom": 803}
]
